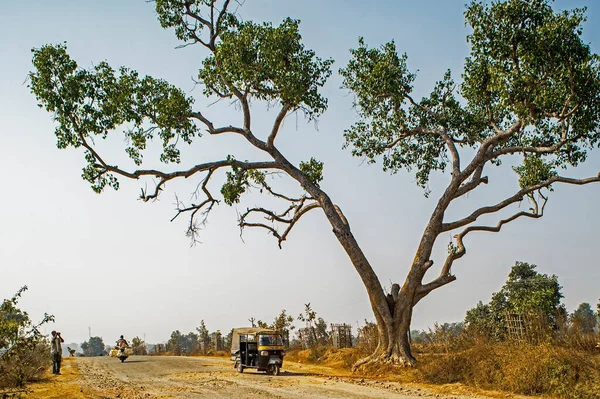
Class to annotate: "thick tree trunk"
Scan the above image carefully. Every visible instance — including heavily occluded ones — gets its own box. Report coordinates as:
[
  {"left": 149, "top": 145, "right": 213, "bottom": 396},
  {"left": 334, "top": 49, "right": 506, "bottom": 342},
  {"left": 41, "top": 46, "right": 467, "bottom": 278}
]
[
  {"left": 274, "top": 156, "right": 436, "bottom": 368},
  {"left": 354, "top": 289, "right": 417, "bottom": 368}
]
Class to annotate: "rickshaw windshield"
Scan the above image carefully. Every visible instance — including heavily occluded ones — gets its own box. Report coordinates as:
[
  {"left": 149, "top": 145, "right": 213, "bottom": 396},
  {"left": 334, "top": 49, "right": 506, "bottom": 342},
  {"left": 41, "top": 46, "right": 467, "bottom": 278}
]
[
  {"left": 240, "top": 334, "right": 256, "bottom": 342},
  {"left": 258, "top": 334, "right": 283, "bottom": 346}
]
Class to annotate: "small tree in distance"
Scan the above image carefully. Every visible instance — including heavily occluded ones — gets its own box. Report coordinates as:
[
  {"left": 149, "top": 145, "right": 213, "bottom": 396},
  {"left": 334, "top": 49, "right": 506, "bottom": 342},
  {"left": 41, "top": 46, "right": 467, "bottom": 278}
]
[
  {"left": 272, "top": 309, "right": 295, "bottom": 346},
  {"left": 571, "top": 303, "right": 597, "bottom": 334},
  {"left": 81, "top": 336, "right": 105, "bottom": 357},
  {"left": 465, "top": 262, "right": 564, "bottom": 340},
  {"left": 196, "top": 320, "right": 210, "bottom": 353},
  {"left": 29, "top": 0, "right": 600, "bottom": 366},
  {"left": 131, "top": 336, "right": 147, "bottom": 355}
]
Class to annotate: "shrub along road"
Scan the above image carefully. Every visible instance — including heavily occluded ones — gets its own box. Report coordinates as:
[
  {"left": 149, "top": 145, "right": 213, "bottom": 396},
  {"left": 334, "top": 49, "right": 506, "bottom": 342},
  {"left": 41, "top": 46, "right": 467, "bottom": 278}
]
[{"left": 28, "top": 355, "right": 517, "bottom": 399}]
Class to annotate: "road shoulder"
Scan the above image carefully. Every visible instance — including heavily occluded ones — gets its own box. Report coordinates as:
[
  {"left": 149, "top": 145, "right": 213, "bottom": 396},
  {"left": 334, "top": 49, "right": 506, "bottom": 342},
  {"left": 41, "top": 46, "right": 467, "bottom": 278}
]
[{"left": 25, "top": 357, "right": 86, "bottom": 399}]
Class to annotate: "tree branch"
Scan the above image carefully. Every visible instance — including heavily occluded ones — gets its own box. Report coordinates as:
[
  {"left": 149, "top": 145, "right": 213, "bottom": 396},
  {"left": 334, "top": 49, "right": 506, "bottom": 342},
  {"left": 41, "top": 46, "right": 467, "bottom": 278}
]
[
  {"left": 267, "top": 104, "right": 291, "bottom": 148},
  {"left": 416, "top": 191, "right": 549, "bottom": 300},
  {"left": 169, "top": 168, "right": 221, "bottom": 244},
  {"left": 181, "top": 0, "right": 237, "bottom": 51},
  {"left": 373, "top": 127, "right": 443, "bottom": 152},
  {"left": 101, "top": 159, "right": 277, "bottom": 193},
  {"left": 440, "top": 127, "right": 461, "bottom": 176},
  {"left": 239, "top": 201, "right": 321, "bottom": 248},
  {"left": 453, "top": 164, "right": 488, "bottom": 198},
  {"left": 458, "top": 119, "right": 523, "bottom": 184},
  {"left": 442, "top": 173, "right": 600, "bottom": 233},
  {"left": 190, "top": 111, "right": 245, "bottom": 135},
  {"left": 489, "top": 130, "right": 585, "bottom": 159}
]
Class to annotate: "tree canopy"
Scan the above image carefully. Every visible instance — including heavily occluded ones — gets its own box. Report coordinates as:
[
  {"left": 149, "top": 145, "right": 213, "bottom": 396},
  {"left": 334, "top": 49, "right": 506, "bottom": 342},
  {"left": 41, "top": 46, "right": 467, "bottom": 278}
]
[
  {"left": 571, "top": 302, "right": 597, "bottom": 334},
  {"left": 81, "top": 336, "right": 106, "bottom": 357},
  {"left": 465, "top": 261, "right": 564, "bottom": 339},
  {"left": 341, "top": 0, "right": 600, "bottom": 192}
]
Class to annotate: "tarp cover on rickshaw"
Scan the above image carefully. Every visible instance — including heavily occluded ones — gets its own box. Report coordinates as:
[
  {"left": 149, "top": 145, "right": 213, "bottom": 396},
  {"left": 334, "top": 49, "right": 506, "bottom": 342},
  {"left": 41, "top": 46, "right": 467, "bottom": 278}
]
[{"left": 230, "top": 327, "right": 279, "bottom": 353}]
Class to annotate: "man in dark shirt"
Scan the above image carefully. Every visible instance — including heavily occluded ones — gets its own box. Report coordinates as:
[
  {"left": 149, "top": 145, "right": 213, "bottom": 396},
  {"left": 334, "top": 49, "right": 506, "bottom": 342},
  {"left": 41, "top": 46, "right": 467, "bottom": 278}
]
[{"left": 50, "top": 331, "right": 64, "bottom": 375}]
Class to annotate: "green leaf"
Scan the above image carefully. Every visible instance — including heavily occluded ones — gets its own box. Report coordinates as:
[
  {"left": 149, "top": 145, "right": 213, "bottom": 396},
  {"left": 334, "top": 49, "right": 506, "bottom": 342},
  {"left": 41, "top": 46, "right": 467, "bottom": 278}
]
[{"left": 299, "top": 158, "right": 324, "bottom": 186}]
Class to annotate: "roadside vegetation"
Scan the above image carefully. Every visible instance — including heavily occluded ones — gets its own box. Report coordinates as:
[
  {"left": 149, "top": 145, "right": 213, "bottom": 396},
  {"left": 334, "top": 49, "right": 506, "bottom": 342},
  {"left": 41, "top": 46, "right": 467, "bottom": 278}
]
[
  {"left": 286, "top": 263, "right": 600, "bottom": 399},
  {"left": 4, "top": 261, "right": 598, "bottom": 399},
  {"left": 131, "top": 262, "right": 599, "bottom": 397},
  {"left": 0, "top": 287, "right": 53, "bottom": 393}
]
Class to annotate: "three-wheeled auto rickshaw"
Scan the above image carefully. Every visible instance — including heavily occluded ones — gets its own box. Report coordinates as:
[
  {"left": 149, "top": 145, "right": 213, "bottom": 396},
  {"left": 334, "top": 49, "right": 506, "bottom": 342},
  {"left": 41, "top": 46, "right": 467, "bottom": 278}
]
[{"left": 231, "top": 328, "right": 284, "bottom": 375}]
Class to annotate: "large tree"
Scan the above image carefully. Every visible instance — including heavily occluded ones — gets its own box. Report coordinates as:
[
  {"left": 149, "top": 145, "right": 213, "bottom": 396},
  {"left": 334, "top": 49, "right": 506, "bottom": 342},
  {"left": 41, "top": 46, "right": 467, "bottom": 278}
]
[{"left": 29, "top": 0, "right": 600, "bottom": 366}]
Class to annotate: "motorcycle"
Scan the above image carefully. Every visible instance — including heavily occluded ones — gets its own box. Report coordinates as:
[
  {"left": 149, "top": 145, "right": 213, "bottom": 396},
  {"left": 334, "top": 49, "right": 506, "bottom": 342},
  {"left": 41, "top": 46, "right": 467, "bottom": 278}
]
[{"left": 109, "top": 346, "right": 133, "bottom": 362}]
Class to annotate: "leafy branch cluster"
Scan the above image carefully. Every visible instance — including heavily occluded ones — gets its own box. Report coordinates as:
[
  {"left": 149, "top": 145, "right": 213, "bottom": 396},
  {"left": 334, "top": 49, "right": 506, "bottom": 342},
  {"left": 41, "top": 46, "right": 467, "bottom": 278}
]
[
  {"left": 30, "top": 0, "right": 332, "bottom": 245},
  {"left": 340, "top": 0, "right": 600, "bottom": 296}
]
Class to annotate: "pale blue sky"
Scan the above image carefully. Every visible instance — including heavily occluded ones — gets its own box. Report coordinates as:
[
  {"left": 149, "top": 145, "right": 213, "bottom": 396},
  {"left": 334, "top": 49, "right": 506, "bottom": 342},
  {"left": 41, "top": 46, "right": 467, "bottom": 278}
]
[{"left": 1, "top": 1, "right": 599, "bottom": 344}]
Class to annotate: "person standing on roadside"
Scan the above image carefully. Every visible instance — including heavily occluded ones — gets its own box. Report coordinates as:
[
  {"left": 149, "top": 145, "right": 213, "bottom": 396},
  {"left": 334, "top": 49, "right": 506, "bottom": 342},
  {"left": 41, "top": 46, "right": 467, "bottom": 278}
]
[{"left": 50, "top": 330, "right": 64, "bottom": 375}]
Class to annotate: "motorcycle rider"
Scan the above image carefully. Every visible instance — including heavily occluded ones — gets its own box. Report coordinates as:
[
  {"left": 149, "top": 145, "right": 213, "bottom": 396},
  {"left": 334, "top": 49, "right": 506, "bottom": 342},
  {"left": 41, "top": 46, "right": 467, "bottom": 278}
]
[{"left": 116, "top": 335, "right": 129, "bottom": 349}]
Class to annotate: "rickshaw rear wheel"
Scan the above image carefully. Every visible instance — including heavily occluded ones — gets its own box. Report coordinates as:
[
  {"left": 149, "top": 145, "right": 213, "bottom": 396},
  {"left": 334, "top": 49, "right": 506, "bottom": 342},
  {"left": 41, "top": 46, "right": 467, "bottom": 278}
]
[{"left": 237, "top": 362, "right": 244, "bottom": 373}]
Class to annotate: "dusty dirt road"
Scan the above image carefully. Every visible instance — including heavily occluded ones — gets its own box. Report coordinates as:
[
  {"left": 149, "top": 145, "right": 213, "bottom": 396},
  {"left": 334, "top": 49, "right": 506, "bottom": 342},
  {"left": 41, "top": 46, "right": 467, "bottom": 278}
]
[{"left": 63, "top": 355, "right": 501, "bottom": 399}]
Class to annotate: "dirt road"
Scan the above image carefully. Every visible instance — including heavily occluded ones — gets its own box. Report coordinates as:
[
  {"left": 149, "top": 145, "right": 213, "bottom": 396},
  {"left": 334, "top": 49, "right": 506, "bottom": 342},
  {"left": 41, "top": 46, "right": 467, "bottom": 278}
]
[{"left": 61, "top": 355, "right": 498, "bottom": 399}]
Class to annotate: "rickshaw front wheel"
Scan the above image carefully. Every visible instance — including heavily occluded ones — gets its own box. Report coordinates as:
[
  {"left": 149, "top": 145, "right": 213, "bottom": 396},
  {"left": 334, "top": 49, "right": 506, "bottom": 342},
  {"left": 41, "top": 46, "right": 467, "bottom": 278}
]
[{"left": 268, "top": 365, "right": 280, "bottom": 376}]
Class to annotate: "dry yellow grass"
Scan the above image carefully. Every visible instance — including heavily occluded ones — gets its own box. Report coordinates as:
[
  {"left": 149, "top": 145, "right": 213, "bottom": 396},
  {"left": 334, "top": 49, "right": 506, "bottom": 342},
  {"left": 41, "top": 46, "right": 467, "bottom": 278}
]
[
  {"left": 417, "top": 343, "right": 600, "bottom": 399},
  {"left": 24, "top": 357, "right": 87, "bottom": 399},
  {"left": 286, "top": 344, "right": 600, "bottom": 399}
]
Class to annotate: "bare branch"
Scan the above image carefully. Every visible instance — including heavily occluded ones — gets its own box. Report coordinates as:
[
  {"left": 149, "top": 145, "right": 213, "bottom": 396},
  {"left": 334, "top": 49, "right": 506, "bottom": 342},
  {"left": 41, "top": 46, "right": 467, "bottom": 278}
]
[
  {"left": 442, "top": 173, "right": 600, "bottom": 233},
  {"left": 212, "top": 0, "right": 232, "bottom": 47},
  {"left": 267, "top": 104, "right": 291, "bottom": 148},
  {"left": 239, "top": 201, "right": 321, "bottom": 248},
  {"left": 260, "top": 180, "right": 313, "bottom": 203},
  {"left": 416, "top": 191, "right": 549, "bottom": 300},
  {"left": 457, "top": 119, "right": 523, "bottom": 184},
  {"left": 170, "top": 169, "right": 220, "bottom": 244},
  {"left": 453, "top": 164, "right": 488, "bottom": 198},
  {"left": 104, "top": 159, "right": 277, "bottom": 193},
  {"left": 415, "top": 275, "right": 456, "bottom": 302},
  {"left": 190, "top": 111, "right": 245, "bottom": 135},
  {"left": 184, "top": 3, "right": 212, "bottom": 29},
  {"left": 440, "top": 127, "right": 461, "bottom": 176},
  {"left": 489, "top": 130, "right": 585, "bottom": 159}
]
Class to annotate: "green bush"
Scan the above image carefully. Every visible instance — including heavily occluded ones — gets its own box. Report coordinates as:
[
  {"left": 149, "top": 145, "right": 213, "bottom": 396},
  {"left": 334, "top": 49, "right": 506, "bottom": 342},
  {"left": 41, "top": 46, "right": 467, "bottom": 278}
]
[{"left": 0, "top": 286, "right": 54, "bottom": 389}]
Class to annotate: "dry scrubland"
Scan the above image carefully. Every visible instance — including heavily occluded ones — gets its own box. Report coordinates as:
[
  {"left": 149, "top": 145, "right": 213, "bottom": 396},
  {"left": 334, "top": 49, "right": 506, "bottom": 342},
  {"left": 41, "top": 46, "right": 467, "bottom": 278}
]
[{"left": 286, "top": 338, "right": 600, "bottom": 399}]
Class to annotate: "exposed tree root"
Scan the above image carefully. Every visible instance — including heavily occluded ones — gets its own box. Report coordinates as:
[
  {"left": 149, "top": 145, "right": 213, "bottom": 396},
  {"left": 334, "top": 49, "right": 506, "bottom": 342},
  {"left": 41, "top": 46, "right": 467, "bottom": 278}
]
[{"left": 353, "top": 351, "right": 416, "bottom": 371}]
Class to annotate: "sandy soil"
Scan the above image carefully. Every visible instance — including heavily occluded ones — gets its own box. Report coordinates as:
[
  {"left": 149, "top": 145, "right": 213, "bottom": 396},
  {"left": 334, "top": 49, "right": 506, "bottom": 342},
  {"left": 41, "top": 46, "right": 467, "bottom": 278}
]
[{"left": 25, "top": 355, "right": 514, "bottom": 399}]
